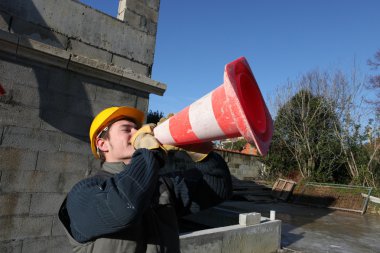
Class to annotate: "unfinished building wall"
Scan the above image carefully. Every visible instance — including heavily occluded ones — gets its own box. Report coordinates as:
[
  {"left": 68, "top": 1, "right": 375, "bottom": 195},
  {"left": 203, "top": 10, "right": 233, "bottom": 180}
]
[
  {"left": 215, "top": 149, "right": 265, "bottom": 180},
  {"left": 0, "top": 0, "right": 164, "bottom": 252}
]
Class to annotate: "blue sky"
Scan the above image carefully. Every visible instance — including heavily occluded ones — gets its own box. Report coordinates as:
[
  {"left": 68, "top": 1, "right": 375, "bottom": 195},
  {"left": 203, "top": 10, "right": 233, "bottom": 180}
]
[{"left": 81, "top": 1, "right": 379, "bottom": 116}]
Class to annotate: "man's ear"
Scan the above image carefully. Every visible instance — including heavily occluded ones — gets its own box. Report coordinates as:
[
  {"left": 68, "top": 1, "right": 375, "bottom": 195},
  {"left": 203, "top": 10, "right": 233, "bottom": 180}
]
[{"left": 96, "top": 138, "right": 109, "bottom": 153}]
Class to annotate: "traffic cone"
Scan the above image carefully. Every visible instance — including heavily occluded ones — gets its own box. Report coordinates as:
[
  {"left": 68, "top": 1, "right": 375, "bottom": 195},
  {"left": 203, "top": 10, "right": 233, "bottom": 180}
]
[{"left": 153, "top": 57, "right": 273, "bottom": 156}]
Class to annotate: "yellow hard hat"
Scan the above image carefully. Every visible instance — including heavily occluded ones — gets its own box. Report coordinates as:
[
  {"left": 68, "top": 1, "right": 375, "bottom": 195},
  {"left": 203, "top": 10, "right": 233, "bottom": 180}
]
[{"left": 89, "top": 106, "right": 145, "bottom": 158}]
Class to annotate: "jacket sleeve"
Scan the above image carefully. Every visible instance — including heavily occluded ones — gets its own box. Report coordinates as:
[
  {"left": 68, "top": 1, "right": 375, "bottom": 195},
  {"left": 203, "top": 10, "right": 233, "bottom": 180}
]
[
  {"left": 160, "top": 151, "right": 232, "bottom": 216},
  {"left": 66, "top": 149, "right": 162, "bottom": 243}
]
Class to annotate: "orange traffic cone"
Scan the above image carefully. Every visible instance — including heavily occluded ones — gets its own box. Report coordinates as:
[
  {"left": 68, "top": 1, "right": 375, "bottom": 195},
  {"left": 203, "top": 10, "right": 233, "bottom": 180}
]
[{"left": 153, "top": 57, "right": 273, "bottom": 156}]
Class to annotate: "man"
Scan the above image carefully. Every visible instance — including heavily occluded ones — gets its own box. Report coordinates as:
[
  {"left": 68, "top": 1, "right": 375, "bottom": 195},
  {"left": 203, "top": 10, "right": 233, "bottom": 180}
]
[{"left": 58, "top": 106, "right": 232, "bottom": 253}]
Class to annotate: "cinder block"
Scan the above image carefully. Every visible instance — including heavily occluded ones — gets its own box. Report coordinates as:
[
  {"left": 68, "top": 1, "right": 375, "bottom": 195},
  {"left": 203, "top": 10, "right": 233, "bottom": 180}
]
[
  {"left": 0, "top": 104, "right": 41, "bottom": 129},
  {"left": 146, "top": 19, "right": 157, "bottom": 36},
  {"left": 58, "top": 172, "right": 86, "bottom": 193},
  {"left": 0, "top": 193, "right": 31, "bottom": 216},
  {"left": 22, "top": 236, "right": 71, "bottom": 253},
  {"left": 39, "top": 105, "right": 93, "bottom": 136},
  {"left": 30, "top": 193, "right": 66, "bottom": 215},
  {"left": 221, "top": 221, "right": 281, "bottom": 253},
  {"left": 125, "top": 0, "right": 159, "bottom": 23},
  {"left": 67, "top": 39, "right": 112, "bottom": 63},
  {"left": 51, "top": 215, "right": 66, "bottom": 237},
  {"left": 0, "top": 30, "right": 18, "bottom": 55},
  {"left": 0, "top": 56, "right": 49, "bottom": 90},
  {"left": 239, "top": 212, "right": 261, "bottom": 226},
  {"left": 87, "top": 154, "right": 102, "bottom": 176},
  {"left": 0, "top": 147, "right": 38, "bottom": 171},
  {"left": 1, "top": 126, "right": 61, "bottom": 152},
  {"left": 36, "top": 151, "right": 88, "bottom": 173},
  {"left": 111, "top": 54, "right": 149, "bottom": 76},
  {"left": 0, "top": 10, "right": 11, "bottom": 31},
  {"left": 0, "top": 216, "right": 53, "bottom": 240},
  {"left": 94, "top": 85, "right": 137, "bottom": 107},
  {"left": 46, "top": 70, "right": 97, "bottom": 101},
  {"left": 17, "top": 36, "right": 70, "bottom": 69},
  {"left": 180, "top": 233, "right": 222, "bottom": 253},
  {"left": 136, "top": 96, "right": 149, "bottom": 116},
  {"left": 4, "top": 83, "right": 41, "bottom": 108},
  {"left": 0, "top": 170, "right": 60, "bottom": 193},
  {"left": 146, "top": 0, "right": 160, "bottom": 11},
  {"left": 0, "top": 240, "right": 22, "bottom": 253},
  {"left": 10, "top": 16, "right": 68, "bottom": 49},
  {"left": 58, "top": 132, "right": 90, "bottom": 155}
]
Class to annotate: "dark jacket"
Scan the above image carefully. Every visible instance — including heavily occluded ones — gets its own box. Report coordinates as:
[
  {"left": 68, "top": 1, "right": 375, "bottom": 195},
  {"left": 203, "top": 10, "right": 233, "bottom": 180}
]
[{"left": 59, "top": 148, "right": 232, "bottom": 253}]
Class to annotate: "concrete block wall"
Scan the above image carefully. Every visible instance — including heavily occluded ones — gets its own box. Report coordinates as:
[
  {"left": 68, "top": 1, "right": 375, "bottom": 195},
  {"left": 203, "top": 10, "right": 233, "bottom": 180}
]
[
  {"left": 0, "top": 0, "right": 164, "bottom": 251},
  {"left": 0, "top": 0, "right": 160, "bottom": 77},
  {"left": 215, "top": 149, "right": 265, "bottom": 180}
]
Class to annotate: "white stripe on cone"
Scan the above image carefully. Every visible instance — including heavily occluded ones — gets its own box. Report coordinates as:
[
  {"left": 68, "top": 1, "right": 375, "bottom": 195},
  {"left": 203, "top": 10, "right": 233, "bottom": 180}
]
[{"left": 188, "top": 91, "right": 226, "bottom": 141}]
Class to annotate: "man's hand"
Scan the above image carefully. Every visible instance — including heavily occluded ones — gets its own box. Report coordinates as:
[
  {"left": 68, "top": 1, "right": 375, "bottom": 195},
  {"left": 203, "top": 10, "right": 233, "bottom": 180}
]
[{"left": 131, "top": 124, "right": 161, "bottom": 150}]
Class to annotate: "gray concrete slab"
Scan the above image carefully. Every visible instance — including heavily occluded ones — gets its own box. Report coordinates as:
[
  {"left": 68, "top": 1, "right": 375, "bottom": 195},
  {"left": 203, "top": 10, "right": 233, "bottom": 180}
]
[{"left": 219, "top": 201, "right": 380, "bottom": 253}]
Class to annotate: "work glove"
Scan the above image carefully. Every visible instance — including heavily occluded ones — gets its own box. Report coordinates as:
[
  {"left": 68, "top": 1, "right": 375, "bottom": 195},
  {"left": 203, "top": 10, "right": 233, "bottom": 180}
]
[
  {"left": 131, "top": 124, "right": 161, "bottom": 150},
  {"left": 163, "top": 142, "right": 213, "bottom": 162},
  {"left": 158, "top": 113, "right": 213, "bottom": 162}
]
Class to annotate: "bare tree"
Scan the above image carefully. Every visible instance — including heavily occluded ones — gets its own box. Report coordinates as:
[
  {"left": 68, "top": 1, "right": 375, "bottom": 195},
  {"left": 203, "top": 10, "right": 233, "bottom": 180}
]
[
  {"left": 270, "top": 67, "right": 379, "bottom": 187},
  {"left": 367, "top": 49, "right": 380, "bottom": 114}
]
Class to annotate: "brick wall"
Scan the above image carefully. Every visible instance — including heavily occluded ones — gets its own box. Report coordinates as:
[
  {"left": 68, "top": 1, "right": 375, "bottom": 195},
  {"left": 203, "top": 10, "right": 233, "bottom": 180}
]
[{"left": 0, "top": 0, "right": 164, "bottom": 251}]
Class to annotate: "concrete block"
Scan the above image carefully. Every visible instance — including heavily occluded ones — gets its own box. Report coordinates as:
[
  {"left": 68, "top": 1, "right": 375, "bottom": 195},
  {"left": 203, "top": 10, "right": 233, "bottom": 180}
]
[
  {"left": 46, "top": 70, "right": 97, "bottom": 101},
  {"left": 0, "top": 10, "right": 11, "bottom": 31},
  {"left": 0, "top": 240, "right": 22, "bottom": 253},
  {"left": 0, "top": 0, "right": 157, "bottom": 65},
  {"left": 1, "top": 126, "right": 61, "bottom": 152},
  {"left": 221, "top": 222, "right": 281, "bottom": 253},
  {"left": 146, "top": 19, "right": 158, "bottom": 36},
  {"left": 57, "top": 172, "right": 85, "bottom": 193},
  {"left": 146, "top": 0, "right": 160, "bottom": 11},
  {"left": 17, "top": 36, "right": 70, "bottom": 69},
  {"left": 94, "top": 84, "right": 137, "bottom": 106},
  {"left": 87, "top": 154, "right": 102, "bottom": 177},
  {"left": 51, "top": 215, "right": 66, "bottom": 236},
  {"left": 30, "top": 193, "right": 66, "bottom": 215},
  {"left": 67, "top": 39, "right": 112, "bottom": 63},
  {"left": 0, "top": 104, "right": 41, "bottom": 129},
  {"left": 136, "top": 96, "right": 149, "bottom": 115},
  {"left": 0, "top": 147, "right": 38, "bottom": 171},
  {"left": 111, "top": 54, "right": 149, "bottom": 76},
  {"left": 22, "top": 236, "right": 72, "bottom": 253},
  {"left": 58, "top": 132, "right": 90, "bottom": 155},
  {"left": 0, "top": 56, "right": 50, "bottom": 90},
  {"left": 120, "top": 68, "right": 166, "bottom": 96},
  {"left": 239, "top": 212, "right": 261, "bottom": 226},
  {"left": 125, "top": 0, "right": 159, "bottom": 23},
  {"left": 180, "top": 233, "right": 222, "bottom": 253},
  {"left": 0, "top": 193, "right": 31, "bottom": 216},
  {"left": 67, "top": 54, "right": 123, "bottom": 84},
  {"left": 4, "top": 83, "right": 40, "bottom": 108},
  {"left": 0, "top": 216, "right": 53, "bottom": 240},
  {"left": 36, "top": 151, "right": 88, "bottom": 173},
  {"left": 0, "top": 170, "right": 60, "bottom": 193},
  {"left": 0, "top": 30, "right": 18, "bottom": 56},
  {"left": 10, "top": 16, "right": 68, "bottom": 49}
]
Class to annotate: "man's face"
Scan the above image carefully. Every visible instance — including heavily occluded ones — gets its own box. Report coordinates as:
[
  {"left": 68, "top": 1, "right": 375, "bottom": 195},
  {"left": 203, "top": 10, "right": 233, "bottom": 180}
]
[{"left": 97, "top": 119, "right": 138, "bottom": 164}]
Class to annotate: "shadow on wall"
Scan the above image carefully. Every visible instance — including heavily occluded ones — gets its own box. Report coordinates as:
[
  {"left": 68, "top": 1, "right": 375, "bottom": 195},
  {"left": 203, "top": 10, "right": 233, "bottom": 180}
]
[{"left": 0, "top": 2, "right": 146, "bottom": 142}]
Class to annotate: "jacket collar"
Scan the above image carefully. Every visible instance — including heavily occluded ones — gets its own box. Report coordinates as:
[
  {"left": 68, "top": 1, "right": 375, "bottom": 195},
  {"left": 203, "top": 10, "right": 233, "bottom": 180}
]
[{"left": 101, "top": 162, "right": 126, "bottom": 175}]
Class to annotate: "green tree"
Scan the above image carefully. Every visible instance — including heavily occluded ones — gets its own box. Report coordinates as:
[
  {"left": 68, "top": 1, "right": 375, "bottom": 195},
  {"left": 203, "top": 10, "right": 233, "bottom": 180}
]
[
  {"left": 147, "top": 110, "right": 164, "bottom": 124},
  {"left": 266, "top": 88, "right": 344, "bottom": 182}
]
